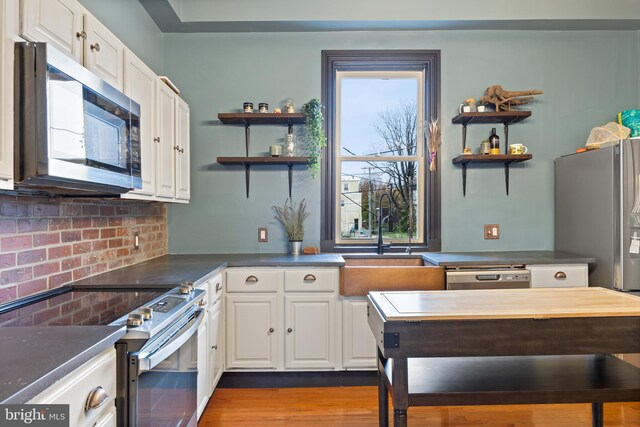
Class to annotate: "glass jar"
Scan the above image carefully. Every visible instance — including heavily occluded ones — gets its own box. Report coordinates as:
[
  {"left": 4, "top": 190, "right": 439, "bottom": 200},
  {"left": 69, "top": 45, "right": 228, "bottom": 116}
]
[{"left": 285, "top": 133, "right": 295, "bottom": 157}]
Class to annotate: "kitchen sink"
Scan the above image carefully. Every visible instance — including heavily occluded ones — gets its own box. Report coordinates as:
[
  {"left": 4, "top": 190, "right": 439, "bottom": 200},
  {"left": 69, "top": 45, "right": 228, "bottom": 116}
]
[{"left": 340, "top": 255, "right": 445, "bottom": 296}]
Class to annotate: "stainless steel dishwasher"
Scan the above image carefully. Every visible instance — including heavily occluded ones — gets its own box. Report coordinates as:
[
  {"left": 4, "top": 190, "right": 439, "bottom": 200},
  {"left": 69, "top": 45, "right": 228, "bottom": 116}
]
[{"left": 445, "top": 266, "right": 531, "bottom": 290}]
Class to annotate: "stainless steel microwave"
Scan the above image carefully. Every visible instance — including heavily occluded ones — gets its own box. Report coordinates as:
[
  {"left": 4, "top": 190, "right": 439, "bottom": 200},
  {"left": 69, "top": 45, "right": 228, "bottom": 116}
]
[{"left": 14, "top": 42, "right": 141, "bottom": 194}]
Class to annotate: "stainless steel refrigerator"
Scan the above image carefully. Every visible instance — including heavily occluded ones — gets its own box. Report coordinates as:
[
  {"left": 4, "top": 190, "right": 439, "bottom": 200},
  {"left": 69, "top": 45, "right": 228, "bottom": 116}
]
[{"left": 555, "top": 139, "right": 640, "bottom": 291}]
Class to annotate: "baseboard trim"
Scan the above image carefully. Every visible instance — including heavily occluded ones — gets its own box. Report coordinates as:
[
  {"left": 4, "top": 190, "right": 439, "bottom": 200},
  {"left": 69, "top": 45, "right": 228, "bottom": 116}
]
[{"left": 217, "top": 370, "right": 377, "bottom": 388}]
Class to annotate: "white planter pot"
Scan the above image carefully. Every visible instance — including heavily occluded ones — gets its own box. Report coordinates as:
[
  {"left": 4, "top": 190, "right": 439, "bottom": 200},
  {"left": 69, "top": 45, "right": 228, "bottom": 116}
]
[{"left": 477, "top": 106, "right": 486, "bottom": 112}]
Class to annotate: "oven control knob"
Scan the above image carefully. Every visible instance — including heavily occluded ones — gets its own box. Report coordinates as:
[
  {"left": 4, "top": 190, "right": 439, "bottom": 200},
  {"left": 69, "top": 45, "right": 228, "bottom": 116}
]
[
  {"left": 126, "top": 313, "right": 144, "bottom": 327},
  {"left": 179, "top": 283, "right": 193, "bottom": 295},
  {"left": 138, "top": 307, "right": 153, "bottom": 320}
]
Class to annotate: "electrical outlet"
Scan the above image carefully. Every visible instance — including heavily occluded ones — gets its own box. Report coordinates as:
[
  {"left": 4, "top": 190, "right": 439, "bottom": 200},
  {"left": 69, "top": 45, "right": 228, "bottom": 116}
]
[
  {"left": 133, "top": 232, "right": 140, "bottom": 250},
  {"left": 484, "top": 224, "right": 500, "bottom": 239},
  {"left": 258, "top": 227, "right": 268, "bottom": 242}
]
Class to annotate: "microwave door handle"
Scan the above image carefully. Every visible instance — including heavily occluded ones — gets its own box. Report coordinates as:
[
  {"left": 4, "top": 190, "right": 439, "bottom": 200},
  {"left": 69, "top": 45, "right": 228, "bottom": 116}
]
[{"left": 135, "top": 308, "right": 205, "bottom": 372}]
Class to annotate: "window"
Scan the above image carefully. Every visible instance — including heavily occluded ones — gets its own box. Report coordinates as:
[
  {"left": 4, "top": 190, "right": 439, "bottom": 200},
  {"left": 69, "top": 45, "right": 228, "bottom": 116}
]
[{"left": 320, "top": 51, "right": 441, "bottom": 251}]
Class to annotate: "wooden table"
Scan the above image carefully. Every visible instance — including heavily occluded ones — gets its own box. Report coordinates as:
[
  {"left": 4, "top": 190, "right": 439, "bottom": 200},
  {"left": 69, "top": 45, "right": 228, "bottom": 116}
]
[{"left": 367, "top": 287, "right": 640, "bottom": 427}]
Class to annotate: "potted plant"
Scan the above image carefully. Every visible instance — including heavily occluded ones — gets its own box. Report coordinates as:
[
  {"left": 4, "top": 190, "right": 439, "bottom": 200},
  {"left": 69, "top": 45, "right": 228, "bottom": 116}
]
[
  {"left": 273, "top": 198, "right": 310, "bottom": 255},
  {"left": 476, "top": 99, "right": 488, "bottom": 112},
  {"left": 459, "top": 98, "right": 475, "bottom": 113},
  {"left": 301, "top": 99, "right": 326, "bottom": 178}
]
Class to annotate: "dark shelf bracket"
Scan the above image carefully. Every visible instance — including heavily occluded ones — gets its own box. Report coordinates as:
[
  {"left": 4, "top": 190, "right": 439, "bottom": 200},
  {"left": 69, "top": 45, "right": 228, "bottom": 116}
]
[
  {"left": 505, "top": 163, "right": 510, "bottom": 195},
  {"left": 288, "top": 164, "right": 293, "bottom": 198},
  {"left": 462, "top": 125, "right": 467, "bottom": 150},
  {"left": 462, "top": 164, "right": 467, "bottom": 196},
  {"left": 244, "top": 164, "right": 250, "bottom": 198},
  {"left": 244, "top": 124, "right": 250, "bottom": 157}
]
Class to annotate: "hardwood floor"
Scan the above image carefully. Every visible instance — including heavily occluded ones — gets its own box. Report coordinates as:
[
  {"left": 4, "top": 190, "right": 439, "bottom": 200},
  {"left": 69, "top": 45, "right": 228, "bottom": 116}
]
[{"left": 199, "top": 386, "right": 640, "bottom": 426}]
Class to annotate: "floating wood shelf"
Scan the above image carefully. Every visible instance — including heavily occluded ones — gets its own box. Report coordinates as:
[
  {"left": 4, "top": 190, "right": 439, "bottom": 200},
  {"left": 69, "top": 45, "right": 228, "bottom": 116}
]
[
  {"left": 217, "top": 156, "right": 310, "bottom": 198},
  {"left": 217, "top": 112, "right": 308, "bottom": 198},
  {"left": 218, "top": 113, "right": 305, "bottom": 126},
  {"left": 452, "top": 154, "right": 532, "bottom": 196},
  {"left": 451, "top": 111, "right": 531, "bottom": 126},
  {"left": 217, "top": 156, "right": 310, "bottom": 166},
  {"left": 451, "top": 111, "right": 532, "bottom": 196}
]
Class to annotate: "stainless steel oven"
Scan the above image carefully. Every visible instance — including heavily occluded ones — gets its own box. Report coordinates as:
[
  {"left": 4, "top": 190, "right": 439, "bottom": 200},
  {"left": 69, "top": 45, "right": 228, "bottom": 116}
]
[
  {"left": 14, "top": 42, "right": 141, "bottom": 194},
  {"left": 446, "top": 266, "right": 531, "bottom": 290},
  {"left": 115, "top": 286, "right": 205, "bottom": 427}
]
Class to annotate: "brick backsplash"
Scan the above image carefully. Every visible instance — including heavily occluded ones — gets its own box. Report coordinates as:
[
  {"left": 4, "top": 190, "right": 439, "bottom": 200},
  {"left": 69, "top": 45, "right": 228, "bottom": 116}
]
[{"left": 0, "top": 195, "right": 168, "bottom": 304}]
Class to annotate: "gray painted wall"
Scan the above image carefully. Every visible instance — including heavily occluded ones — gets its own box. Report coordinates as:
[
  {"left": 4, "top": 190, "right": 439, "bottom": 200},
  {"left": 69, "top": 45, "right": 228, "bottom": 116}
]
[
  {"left": 163, "top": 30, "right": 639, "bottom": 253},
  {"left": 79, "top": 0, "right": 164, "bottom": 74}
]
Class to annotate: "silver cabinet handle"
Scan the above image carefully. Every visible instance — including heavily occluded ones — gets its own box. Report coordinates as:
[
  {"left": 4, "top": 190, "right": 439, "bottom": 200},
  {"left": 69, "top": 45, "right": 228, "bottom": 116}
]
[
  {"left": 215, "top": 282, "right": 222, "bottom": 291},
  {"left": 268, "top": 328, "right": 274, "bottom": 333},
  {"left": 84, "top": 386, "right": 109, "bottom": 411},
  {"left": 212, "top": 345, "right": 217, "bottom": 350},
  {"left": 245, "top": 275, "right": 258, "bottom": 283},
  {"left": 554, "top": 271, "right": 567, "bottom": 279},
  {"left": 303, "top": 274, "right": 316, "bottom": 282},
  {"left": 153, "top": 137, "right": 160, "bottom": 143},
  {"left": 76, "top": 31, "right": 87, "bottom": 40},
  {"left": 287, "top": 328, "right": 293, "bottom": 333},
  {"left": 90, "top": 43, "right": 100, "bottom": 52},
  {"left": 174, "top": 145, "right": 180, "bottom": 151}
]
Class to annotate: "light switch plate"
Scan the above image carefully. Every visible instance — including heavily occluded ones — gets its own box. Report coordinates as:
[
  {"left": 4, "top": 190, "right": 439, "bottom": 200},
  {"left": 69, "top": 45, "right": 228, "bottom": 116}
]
[
  {"left": 258, "top": 227, "right": 268, "bottom": 242},
  {"left": 484, "top": 224, "right": 500, "bottom": 239}
]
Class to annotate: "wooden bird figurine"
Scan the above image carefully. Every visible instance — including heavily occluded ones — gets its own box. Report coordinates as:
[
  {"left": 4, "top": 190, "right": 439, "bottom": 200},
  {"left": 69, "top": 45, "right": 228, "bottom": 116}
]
[{"left": 481, "top": 85, "right": 543, "bottom": 111}]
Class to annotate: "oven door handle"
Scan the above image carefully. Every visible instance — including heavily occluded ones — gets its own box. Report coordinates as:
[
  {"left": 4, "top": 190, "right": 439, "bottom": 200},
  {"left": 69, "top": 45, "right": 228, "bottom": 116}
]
[{"left": 136, "top": 308, "right": 205, "bottom": 372}]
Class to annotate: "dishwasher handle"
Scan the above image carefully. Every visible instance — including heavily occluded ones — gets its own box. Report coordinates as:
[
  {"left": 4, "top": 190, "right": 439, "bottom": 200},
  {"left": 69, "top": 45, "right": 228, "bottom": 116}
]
[{"left": 475, "top": 274, "right": 500, "bottom": 281}]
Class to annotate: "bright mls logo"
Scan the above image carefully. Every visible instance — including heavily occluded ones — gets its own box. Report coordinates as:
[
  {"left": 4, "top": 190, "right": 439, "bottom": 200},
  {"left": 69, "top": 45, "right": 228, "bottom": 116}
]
[{"left": 0, "top": 405, "right": 68, "bottom": 426}]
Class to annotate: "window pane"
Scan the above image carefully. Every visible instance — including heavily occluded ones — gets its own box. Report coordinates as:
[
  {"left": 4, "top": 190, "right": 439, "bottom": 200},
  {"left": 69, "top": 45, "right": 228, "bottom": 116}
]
[
  {"left": 338, "top": 75, "right": 419, "bottom": 157},
  {"left": 338, "top": 161, "right": 420, "bottom": 242}
]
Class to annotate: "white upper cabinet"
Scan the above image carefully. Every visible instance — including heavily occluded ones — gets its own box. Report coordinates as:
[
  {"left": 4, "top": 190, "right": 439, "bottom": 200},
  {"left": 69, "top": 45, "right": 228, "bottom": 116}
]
[
  {"left": 83, "top": 13, "right": 124, "bottom": 90},
  {"left": 175, "top": 97, "right": 190, "bottom": 201},
  {"left": 20, "top": 0, "right": 84, "bottom": 62},
  {"left": 123, "top": 50, "right": 157, "bottom": 197},
  {"left": 0, "top": 0, "right": 18, "bottom": 187},
  {"left": 156, "top": 80, "right": 177, "bottom": 199}
]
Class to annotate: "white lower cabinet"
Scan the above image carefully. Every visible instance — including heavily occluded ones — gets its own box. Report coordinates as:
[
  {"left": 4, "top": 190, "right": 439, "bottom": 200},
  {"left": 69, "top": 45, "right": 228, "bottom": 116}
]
[
  {"left": 225, "top": 267, "right": 341, "bottom": 371},
  {"left": 284, "top": 294, "right": 336, "bottom": 369},
  {"left": 209, "top": 299, "right": 224, "bottom": 386},
  {"left": 527, "top": 264, "right": 588, "bottom": 288},
  {"left": 28, "top": 347, "right": 117, "bottom": 427},
  {"left": 342, "top": 298, "right": 377, "bottom": 369},
  {"left": 92, "top": 406, "right": 116, "bottom": 427},
  {"left": 226, "top": 293, "right": 278, "bottom": 369}
]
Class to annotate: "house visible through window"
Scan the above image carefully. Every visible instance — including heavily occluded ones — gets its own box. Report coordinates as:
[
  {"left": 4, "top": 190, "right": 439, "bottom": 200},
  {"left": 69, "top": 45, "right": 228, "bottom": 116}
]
[{"left": 320, "top": 51, "right": 441, "bottom": 251}]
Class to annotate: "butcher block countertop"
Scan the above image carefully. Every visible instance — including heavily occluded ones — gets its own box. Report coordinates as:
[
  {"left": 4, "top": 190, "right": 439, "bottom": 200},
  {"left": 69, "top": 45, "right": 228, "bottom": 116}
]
[{"left": 369, "top": 287, "right": 640, "bottom": 321}]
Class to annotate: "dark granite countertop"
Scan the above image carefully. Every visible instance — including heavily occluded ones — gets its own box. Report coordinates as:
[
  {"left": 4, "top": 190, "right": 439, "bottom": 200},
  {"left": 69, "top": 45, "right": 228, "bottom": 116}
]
[
  {"left": 0, "top": 326, "right": 125, "bottom": 403},
  {"left": 422, "top": 251, "right": 595, "bottom": 267},
  {"left": 72, "top": 254, "right": 345, "bottom": 289}
]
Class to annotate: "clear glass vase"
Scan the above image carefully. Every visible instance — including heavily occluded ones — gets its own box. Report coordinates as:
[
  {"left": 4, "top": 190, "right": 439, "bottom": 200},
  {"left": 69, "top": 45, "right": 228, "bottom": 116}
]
[{"left": 285, "top": 133, "right": 295, "bottom": 157}]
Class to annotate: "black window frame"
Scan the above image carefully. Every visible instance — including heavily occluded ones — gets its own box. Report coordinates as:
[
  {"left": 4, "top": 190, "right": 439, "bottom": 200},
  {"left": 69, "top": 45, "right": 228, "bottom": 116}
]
[{"left": 320, "top": 50, "right": 441, "bottom": 253}]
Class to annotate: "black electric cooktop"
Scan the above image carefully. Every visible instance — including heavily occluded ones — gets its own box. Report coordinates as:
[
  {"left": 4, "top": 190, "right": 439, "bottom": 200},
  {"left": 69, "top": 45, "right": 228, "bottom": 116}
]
[{"left": 0, "top": 288, "right": 166, "bottom": 327}]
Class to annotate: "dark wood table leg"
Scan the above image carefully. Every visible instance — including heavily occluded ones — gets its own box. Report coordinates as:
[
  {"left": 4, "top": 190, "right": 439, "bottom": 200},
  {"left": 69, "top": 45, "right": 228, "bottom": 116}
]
[
  {"left": 392, "top": 357, "right": 409, "bottom": 427},
  {"left": 592, "top": 403, "right": 603, "bottom": 427},
  {"left": 377, "top": 349, "right": 388, "bottom": 427}
]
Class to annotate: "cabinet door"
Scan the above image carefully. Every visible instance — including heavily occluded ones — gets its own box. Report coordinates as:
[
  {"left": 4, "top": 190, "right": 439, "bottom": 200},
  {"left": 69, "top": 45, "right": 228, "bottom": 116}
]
[
  {"left": 0, "top": 0, "right": 18, "bottom": 186},
  {"left": 527, "top": 264, "right": 588, "bottom": 288},
  {"left": 175, "top": 96, "right": 190, "bottom": 200},
  {"left": 83, "top": 13, "right": 124, "bottom": 90},
  {"left": 226, "top": 294, "right": 278, "bottom": 369},
  {"left": 20, "top": 0, "right": 83, "bottom": 62},
  {"left": 93, "top": 405, "right": 117, "bottom": 427},
  {"left": 342, "top": 299, "right": 377, "bottom": 369},
  {"left": 155, "top": 80, "right": 176, "bottom": 198},
  {"left": 123, "top": 49, "right": 156, "bottom": 196},
  {"left": 197, "top": 310, "right": 210, "bottom": 419},
  {"left": 209, "top": 301, "right": 224, "bottom": 390},
  {"left": 284, "top": 294, "right": 336, "bottom": 369}
]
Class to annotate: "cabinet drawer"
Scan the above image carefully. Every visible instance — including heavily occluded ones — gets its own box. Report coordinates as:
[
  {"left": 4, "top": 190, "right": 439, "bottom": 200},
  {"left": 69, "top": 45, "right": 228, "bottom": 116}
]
[
  {"left": 29, "top": 347, "right": 116, "bottom": 426},
  {"left": 226, "top": 269, "right": 279, "bottom": 293},
  {"left": 528, "top": 264, "right": 588, "bottom": 288},
  {"left": 284, "top": 269, "right": 337, "bottom": 292}
]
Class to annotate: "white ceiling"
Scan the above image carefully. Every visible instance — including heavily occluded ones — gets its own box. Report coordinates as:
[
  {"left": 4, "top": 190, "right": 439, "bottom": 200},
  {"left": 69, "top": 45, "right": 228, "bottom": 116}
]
[{"left": 139, "top": 0, "right": 640, "bottom": 32}]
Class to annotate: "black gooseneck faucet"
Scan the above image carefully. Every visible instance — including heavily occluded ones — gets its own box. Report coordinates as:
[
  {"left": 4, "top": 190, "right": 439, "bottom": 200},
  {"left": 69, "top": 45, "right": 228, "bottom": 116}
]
[{"left": 377, "top": 193, "right": 392, "bottom": 254}]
